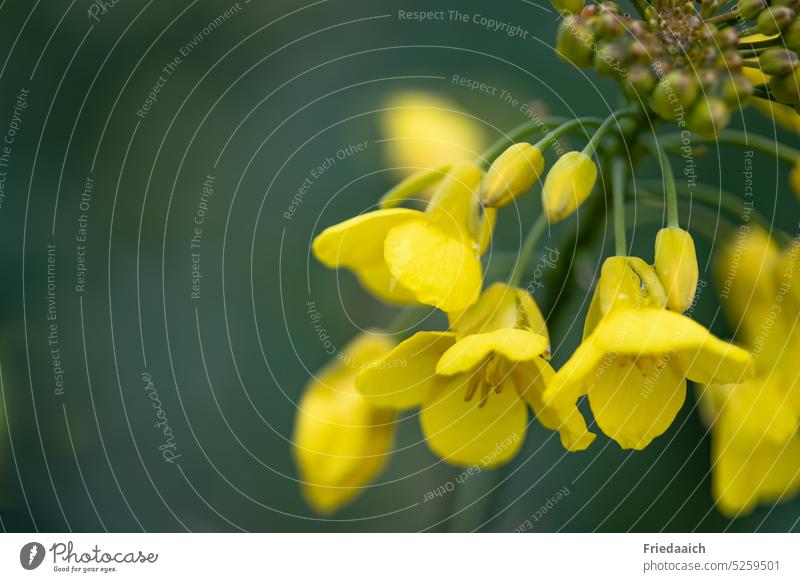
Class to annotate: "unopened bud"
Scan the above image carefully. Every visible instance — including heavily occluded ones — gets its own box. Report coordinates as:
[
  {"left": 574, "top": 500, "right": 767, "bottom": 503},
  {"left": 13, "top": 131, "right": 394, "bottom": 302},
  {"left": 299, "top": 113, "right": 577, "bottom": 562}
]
[
  {"left": 785, "top": 18, "right": 800, "bottom": 51},
  {"left": 722, "top": 73, "right": 754, "bottom": 108},
  {"left": 757, "top": 6, "right": 795, "bottom": 36},
  {"left": 759, "top": 48, "right": 800, "bottom": 76},
  {"left": 481, "top": 143, "right": 545, "bottom": 208},
  {"left": 686, "top": 97, "right": 731, "bottom": 138},
  {"left": 541, "top": 151, "right": 597, "bottom": 222},
  {"left": 737, "top": 0, "right": 767, "bottom": 19},
  {"left": 556, "top": 17, "right": 594, "bottom": 68},
  {"left": 651, "top": 71, "right": 699, "bottom": 120},
  {"left": 593, "top": 42, "right": 627, "bottom": 76},
  {"left": 625, "top": 65, "right": 657, "bottom": 99},
  {"left": 654, "top": 227, "right": 699, "bottom": 313},
  {"left": 768, "top": 69, "right": 800, "bottom": 105}
]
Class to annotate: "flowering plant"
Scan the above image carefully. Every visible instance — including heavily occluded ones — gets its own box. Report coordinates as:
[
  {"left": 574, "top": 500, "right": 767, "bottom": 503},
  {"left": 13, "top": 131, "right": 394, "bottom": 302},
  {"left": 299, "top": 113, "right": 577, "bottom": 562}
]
[{"left": 293, "top": 0, "right": 800, "bottom": 520}]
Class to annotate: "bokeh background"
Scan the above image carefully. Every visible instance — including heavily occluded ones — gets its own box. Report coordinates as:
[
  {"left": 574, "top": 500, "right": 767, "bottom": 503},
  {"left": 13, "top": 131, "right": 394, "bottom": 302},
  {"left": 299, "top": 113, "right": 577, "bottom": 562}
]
[{"left": 0, "top": 0, "right": 798, "bottom": 532}]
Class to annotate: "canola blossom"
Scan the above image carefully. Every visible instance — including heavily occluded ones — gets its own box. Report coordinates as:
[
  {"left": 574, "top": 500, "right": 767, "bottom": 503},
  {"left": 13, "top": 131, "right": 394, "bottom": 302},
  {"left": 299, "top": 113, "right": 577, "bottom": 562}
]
[{"left": 295, "top": 0, "right": 800, "bottom": 517}]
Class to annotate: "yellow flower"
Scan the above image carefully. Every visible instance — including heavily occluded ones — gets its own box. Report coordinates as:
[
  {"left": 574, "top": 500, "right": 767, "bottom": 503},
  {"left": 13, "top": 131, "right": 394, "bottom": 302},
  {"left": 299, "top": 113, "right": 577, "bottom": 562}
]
[
  {"left": 481, "top": 142, "right": 545, "bottom": 208},
  {"left": 654, "top": 227, "right": 699, "bottom": 313},
  {"left": 380, "top": 91, "right": 486, "bottom": 174},
  {"left": 700, "top": 374, "right": 800, "bottom": 517},
  {"left": 546, "top": 257, "right": 754, "bottom": 450},
  {"left": 313, "top": 162, "right": 495, "bottom": 312},
  {"left": 292, "top": 333, "right": 396, "bottom": 515},
  {"left": 542, "top": 151, "right": 598, "bottom": 222},
  {"left": 356, "top": 283, "right": 595, "bottom": 467}
]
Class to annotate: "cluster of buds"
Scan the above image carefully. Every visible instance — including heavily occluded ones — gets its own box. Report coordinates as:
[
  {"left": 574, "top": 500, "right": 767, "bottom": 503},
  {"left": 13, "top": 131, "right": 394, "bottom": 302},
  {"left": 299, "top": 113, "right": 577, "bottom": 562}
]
[{"left": 551, "top": 0, "right": 800, "bottom": 136}]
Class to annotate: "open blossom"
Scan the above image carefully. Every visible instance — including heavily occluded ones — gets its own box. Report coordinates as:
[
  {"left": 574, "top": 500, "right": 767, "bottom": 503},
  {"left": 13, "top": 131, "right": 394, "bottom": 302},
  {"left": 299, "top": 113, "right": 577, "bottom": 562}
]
[
  {"left": 313, "top": 162, "right": 494, "bottom": 312},
  {"left": 546, "top": 257, "right": 754, "bottom": 449},
  {"left": 356, "top": 284, "right": 595, "bottom": 467}
]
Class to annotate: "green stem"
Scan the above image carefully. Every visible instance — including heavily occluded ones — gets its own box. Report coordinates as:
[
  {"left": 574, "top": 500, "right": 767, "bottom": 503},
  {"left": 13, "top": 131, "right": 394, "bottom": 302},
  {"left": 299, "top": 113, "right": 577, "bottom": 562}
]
[
  {"left": 646, "top": 137, "right": 679, "bottom": 227},
  {"left": 582, "top": 107, "right": 640, "bottom": 157},
  {"left": 661, "top": 129, "right": 800, "bottom": 163},
  {"left": 706, "top": 10, "right": 738, "bottom": 24},
  {"left": 478, "top": 116, "right": 602, "bottom": 170},
  {"left": 508, "top": 212, "right": 549, "bottom": 287},
  {"left": 611, "top": 157, "right": 628, "bottom": 256}
]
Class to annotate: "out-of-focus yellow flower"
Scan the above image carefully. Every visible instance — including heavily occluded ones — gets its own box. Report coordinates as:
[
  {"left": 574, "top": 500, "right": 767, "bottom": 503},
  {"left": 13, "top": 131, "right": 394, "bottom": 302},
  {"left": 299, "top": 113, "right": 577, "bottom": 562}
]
[
  {"left": 356, "top": 283, "right": 595, "bottom": 467},
  {"left": 546, "top": 257, "right": 754, "bottom": 450},
  {"left": 380, "top": 91, "right": 486, "bottom": 174},
  {"left": 481, "top": 142, "right": 545, "bottom": 208},
  {"left": 699, "top": 374, "right": 800, "bottom": 517},
  {"left": 542, "top": 151, "right": 598, "bottom": 222},
  {"left": 654, "top": 227, "right": 699, "bottom": 313},
  {"left": 313, "top": 162, "right": 493, "bottom": 312},
  {"left": 703, "top": 230, "right": 800, "bottom": 515},
  {"left": 293, "top": 333, "right": 396, "bottom": 515}
]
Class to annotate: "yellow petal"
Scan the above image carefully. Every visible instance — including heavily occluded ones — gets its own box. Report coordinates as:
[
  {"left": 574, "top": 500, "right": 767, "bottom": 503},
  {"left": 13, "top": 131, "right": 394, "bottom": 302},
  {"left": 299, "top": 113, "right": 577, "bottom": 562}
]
[
  {"left": 436, "top": 328, "right": 549, "bottom": 376},
  {"left": 312, "top": 208, "right": 420, "bottom": 303},
  {"left": 594, "top": 309, "right": 754, "bottom": 385},
  {"left": 516, "top": 359, "right": 595, "bottom": 451},
  {"left": 293, "top": 334, "right": 396, "bottom": 515},
  {"left": 654, "top": 227, "right": 699, "bottom": 313},
  {"left": 356, "top": 331, "right": 455, "bottom": 409},
  {"left": 380, "top": 91, "right": 486, "bottom": 173},
  {"left": 751, "top": 97, "right": 800, "bottom": 133},
  {"left": 384, "top": 219, "right": 482, "bottom": 312},
  {"left": 476, "top": 207, "right": 496, "bottom": 255},
  {"left": 420, "top": 374, "right": 526, "bottom": 467},
  {"left": 544, "top": 334, "right": 605, "bottom": 407},
  {"left": 588, "top": 359, "right": 686, "bottom": 449},
  {"left": 425, "top": 161, "right": 483, "bottom": 239}
]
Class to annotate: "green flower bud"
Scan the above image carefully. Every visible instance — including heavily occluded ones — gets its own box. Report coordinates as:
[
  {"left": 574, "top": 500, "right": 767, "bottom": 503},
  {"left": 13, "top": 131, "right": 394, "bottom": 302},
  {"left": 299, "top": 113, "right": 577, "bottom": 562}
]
[
  {"left": 550, "top": 0, "right": 584, "bottom": 13},
  {"left": 737, "top": 0, "right": 767, "bottom": 19},
  {"left": 701, "top": 0, "right": 720, "bottom": 18},
  {"left": 651, "top": 71, "right": 699, "bottom": 120},
  {"left": 686, "top": 97, "right": 731, "bottom": 138},
  {"left": 481, "top": 143, "right": 545, "bottom": 208},
  {"left": 722, "top": 73, "right": 754, "bottom": 108},
  {"left": 759, "top": 48, "right": 800, "bottom": 76},
  {"left": 768, "top": 69, "right": 800, "bottom": 104},
  {"left": 626, "top": 65, "right": 657, "bottom": 99},
  {"left": 784, "top": 18, "right": 800, "bottom": 51},
  {"left": 757, "top": 6, "right": 795, "bottom": 36},
  {"left": 592, "top": 12, "right": 624, "bottom": 38},
  {"left": 556, "top": 17, "right": 594, "bottom": 68},
  {"left": 593, "top": 42, "right": 627, "bottom": 76}
]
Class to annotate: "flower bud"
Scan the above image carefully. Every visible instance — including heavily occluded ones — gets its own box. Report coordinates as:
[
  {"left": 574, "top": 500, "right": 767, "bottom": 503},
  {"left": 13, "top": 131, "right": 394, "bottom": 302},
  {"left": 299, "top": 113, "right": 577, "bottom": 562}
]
[
  {"left": 556, "top": 17, "right": 594, "bottom": 68},
  {"left": 701, "top": 0, "right": 720, "bottom": 18},
  {"left": 757, "top": 6, "right": 795, "bottom": 36},
  {"left": 550, "top": 0, "right": 584, "bottom": 13},
  {"left": 737, "top": 0, "right": 767, "bottom": 19},
  {"left": 721, "top": 73, "right": 754, "bottom": 108},
  {"left": 654, "top": 227, "right": 699, "bottom": 313},
  {"left": 481, "top": 142, "right": 545, "bottom": 208},
  {"left": 541, "top": 151, "right": 597, "bottom": 222},
  {"left": 583, "top": 256, "right": 666, "bottom": 337},
  {"left": 625, "top": 65, "right": 657, "bottom": 98},
  {"left": 785, "top": 18, "right": 800, "bottom": 51},
  {"left": 759, "top": 48, "right": 800, "bottom": 76},
  {"left": 686, "top": 96, "right": 731, "bottom": 138},
  {"left": 651, "top": 71, "right": 699, "bottom": 120},
  {"left": 790, "top": 160, "right": 800, "bottom": 199},
  {"left": 768, "top": 69, "right": 800, "bottom": 105},
  {"left": 593, "top": 42, "right": 627, "bottom": 76}
]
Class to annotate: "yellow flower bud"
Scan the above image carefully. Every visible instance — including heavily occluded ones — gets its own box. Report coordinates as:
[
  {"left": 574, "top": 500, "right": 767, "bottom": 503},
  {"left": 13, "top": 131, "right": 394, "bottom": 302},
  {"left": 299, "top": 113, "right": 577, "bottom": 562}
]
[
  {"left": 481, "top": 143, "right": 545, "bottom": 208},
  {"left": 541, "top": 151, "right": 597, "bottom": 222},
  {"left": 790, "top": 160, "right": 800, "bottom": 199},
  {"left": 292, "top": 333, "right": 396, "bottom": 515},
  {"left": 654, "top": 227, "right": 700, "bottom": 313},
  {"left": 584, "top": 256, "right": 667, "bottom": 337}
]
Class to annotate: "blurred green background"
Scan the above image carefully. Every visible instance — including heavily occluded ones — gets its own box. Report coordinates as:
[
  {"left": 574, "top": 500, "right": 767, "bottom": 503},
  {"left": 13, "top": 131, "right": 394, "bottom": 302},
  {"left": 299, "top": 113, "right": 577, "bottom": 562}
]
[{"left": 0, "top": 0, "right": 798, "bottom": 532}]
